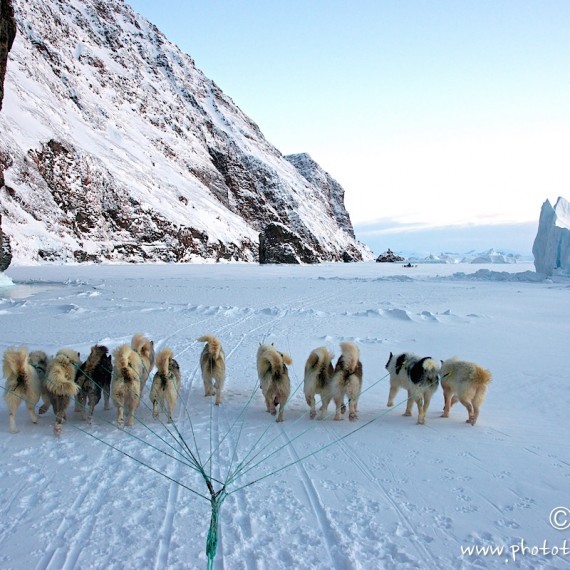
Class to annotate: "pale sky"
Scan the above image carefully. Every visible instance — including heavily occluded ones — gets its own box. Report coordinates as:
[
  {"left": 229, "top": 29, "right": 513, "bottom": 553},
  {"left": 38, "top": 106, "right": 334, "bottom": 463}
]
[{"left": 127, "top": 0, "right": 570, "bottom": 254}]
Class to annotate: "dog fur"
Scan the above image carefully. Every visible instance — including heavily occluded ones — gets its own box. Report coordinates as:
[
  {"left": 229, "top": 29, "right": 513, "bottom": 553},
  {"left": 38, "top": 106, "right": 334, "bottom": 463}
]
[
  {"left": 385, "top": 351, "right": 440, "bottom": 424},
  {"left": 303, "top": 346, "right": 334, "bottom": 419},
  {"left": 440, "top": 357, "right": 492, "bottom": 425},
  {"left": 257, "top": 343, "right": 292, "bottom": 422},
  {"left": 3, "top": 347, "right": 49, "bottom": 433},
  {"left": 43, "top": 348, "right": 81, "bottom": 433},
  {"left": 75, "top": 345, "right": 112, "bottom": 421},
  {"left": 323, "top": 341, "right": 363, "bottom": 421},
  {"left": 111, "top": 344, "right": 144, "bottom": 427},
  {"left": 130, "top": 333, "right": 155, "bottom": 393},
  {"left": 149, "top": 347, "right": 181, "bottom": 423},
  {"left": 197, "top": 335, "right": 226, "bottom": 406}
]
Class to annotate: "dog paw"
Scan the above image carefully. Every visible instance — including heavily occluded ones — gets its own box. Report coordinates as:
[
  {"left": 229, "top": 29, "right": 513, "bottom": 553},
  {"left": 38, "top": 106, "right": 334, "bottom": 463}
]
[
  {"left": 403, "top": 411, "right": 412, "bottom": 417},
  {"left": 441, "top": 412, "right": 449, "bottom": 418},
  {"left": 387, "top": 401, "right": 394, "bottom": 407},
  {"left": 53, "top": 424, "right": 62, "bottom": 436},
  {"left": 309, "top": 410, "right": 316, "bottom": 419},
  {"left": 349, "top": 413, "right": 358, "bottom": 421}
]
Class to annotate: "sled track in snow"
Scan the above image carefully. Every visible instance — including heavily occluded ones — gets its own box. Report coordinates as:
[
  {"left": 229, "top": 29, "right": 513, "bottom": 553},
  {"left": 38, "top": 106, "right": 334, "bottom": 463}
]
[
  {"left": 327, "top": 428, "right": 440, "bottom": 567},
  {"left": 279, "top": 427, "right": 353, "bottom": 569},
  {"left": 34, "top": 443, "right": 124, "bottom": 570},
  {"left": 152, "top": 357, "right": 200, "bottom": 570}
]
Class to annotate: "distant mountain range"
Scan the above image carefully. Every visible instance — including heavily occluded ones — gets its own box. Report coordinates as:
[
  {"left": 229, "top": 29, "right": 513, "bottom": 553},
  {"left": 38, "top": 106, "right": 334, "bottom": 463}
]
[{"left": 0, "top": 0, "right": 370, "bottom": 264}]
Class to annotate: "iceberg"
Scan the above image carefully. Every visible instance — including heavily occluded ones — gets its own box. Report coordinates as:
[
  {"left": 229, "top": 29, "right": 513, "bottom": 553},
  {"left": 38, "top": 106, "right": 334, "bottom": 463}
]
[{"left": 532, "top": 196, "right": 570, "bottom": 276}]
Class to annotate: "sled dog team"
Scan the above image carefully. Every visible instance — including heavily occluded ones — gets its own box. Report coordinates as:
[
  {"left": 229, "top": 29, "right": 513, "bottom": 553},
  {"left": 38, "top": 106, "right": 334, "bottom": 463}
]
[{"left": 2, "top": 333, "right": 491, "bottom": 433}]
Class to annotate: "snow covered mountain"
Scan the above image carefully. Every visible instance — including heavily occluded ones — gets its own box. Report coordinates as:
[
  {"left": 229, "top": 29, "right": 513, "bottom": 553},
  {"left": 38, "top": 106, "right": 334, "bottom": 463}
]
[{"left": 0, "top": 0, "right": 370, "bottom": 264}]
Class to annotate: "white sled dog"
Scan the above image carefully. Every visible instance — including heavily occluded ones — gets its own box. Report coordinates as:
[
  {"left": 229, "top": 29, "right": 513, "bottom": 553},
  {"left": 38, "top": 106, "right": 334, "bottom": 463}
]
[
  {"left": 112, "top": 344, "right": 145, "bottom": 427},
  {"left": 3, "top": 347, "right": 49, "bottom": 433},
  {"left": 257, "top": 343, "right": 292, "bottom": 422},
  {"left": 197, "top": 335, "right": 226, "bottom": 405},
  {"left": 43, "top": 348, "right": 81, "bottom": 434},
  {"left": 150, "top": 347, "right": 181, "bottom": 423},
  {"left": 323, "top": 341, "right": 363, "bottom": 421},
  {"left": 385, "top": 351, "right": 440, "bottom": 425},
  {"left": 303, "top": 346, "right": 334, "bottom": 419},
  {"left": 440, "top": 357, "right": 492, "bottom": 426},
  {"left": 130, "top": 333, "right": 155, "bottom": 393}
]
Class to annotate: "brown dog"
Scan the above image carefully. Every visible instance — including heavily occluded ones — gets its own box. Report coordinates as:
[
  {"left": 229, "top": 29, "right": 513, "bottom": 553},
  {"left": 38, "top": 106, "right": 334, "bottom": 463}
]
[
  {"left": 3, "top": 347, "right": 49, "bottom": 433},
  {"left": 150, "top": 347, "right": 181, "bottom": 423},
  {"left": 303, "top": 346, "right": 334, "bottom": 419},
  {"left": 43, "top": 348, "right": 81, "bottom": 434},
  {"left": 197, "top": 335, "right": 226, "bottom": 406},
  {"left": 323, "top": 341, "right": 363, "bottom": 421},
  {"left": 257, "top": 343, "right": 292, "bottom": 422}
]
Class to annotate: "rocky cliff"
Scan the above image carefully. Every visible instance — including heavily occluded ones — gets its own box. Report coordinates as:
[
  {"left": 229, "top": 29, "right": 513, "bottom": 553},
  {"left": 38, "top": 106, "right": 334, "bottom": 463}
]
[{"left": 0, "top": 0, "right": 370, "bottom": 264}]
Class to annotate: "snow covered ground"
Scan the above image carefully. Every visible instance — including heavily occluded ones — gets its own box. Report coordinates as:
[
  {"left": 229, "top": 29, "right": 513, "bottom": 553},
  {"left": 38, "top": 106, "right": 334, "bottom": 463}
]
[{"left": 0, "top": 261, "right": 568, "bottom": 569}]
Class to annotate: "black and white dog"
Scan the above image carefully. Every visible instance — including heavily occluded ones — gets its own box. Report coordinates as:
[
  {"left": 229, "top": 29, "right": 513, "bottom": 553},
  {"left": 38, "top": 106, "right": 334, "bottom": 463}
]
[{"left": 385, "top": 351, "right": 440, "bottom": 424}]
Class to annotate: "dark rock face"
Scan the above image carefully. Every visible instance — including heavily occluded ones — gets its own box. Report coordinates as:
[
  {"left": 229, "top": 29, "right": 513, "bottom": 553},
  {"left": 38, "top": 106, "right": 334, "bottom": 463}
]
[
  {"left": 0, "top": 0, "right": 16, "bottom": 112},
  {"left": 259, "top": 223, "right": 320, "bottom": 264},
  {"left": 0, "top": 0, "right": 16, "bottom": 272},
  {"left": 376, "top": 249, "right": 405, "bottom": 263},
  {"left": 286, "top": 153, "right": 355, "bottom": 239}
]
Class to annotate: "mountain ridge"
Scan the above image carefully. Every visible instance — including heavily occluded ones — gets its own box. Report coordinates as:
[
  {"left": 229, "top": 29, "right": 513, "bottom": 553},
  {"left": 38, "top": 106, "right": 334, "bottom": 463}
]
[{"left": 0, "top": 0, "right": 370, "bottom": 264}]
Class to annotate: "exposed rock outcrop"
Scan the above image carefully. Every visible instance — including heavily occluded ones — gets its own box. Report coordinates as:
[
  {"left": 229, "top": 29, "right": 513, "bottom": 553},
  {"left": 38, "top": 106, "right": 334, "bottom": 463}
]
[
  {"left": 0, "top": 0, "right": 16, "bottom": 272},
  {"left": 376, "top": 249, "right": 405, "bottom": 263},
  {"left": 259, "top": 222, "right": 320, "bottom": 264},
  {"left": 0, "top": 0, "right": 15, "bottom": 112}
]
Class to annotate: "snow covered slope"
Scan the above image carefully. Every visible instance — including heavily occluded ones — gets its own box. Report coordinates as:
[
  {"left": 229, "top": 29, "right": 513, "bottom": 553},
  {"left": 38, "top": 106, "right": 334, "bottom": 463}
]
[{"left": 0, "top": 0, "right": 369, "bottom": 264}]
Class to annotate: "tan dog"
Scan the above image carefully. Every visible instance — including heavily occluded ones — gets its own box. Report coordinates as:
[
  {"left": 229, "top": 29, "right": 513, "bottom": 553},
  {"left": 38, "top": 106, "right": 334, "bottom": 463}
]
[
  {"left": 130, "top": 333, "right": 155, "bottom": 393},
  {"left": 3, "top": 347, "right": 49, "bottom": 433},
  {"left": 197, "top": 335, "right": 226, "bottom": 405},
  {"left": 324, "top": 341, "right": 363, "bottom": 421},
  {"left": 150, "top": 348, "right": 181, "bottom": 423},
  {"left": 257, "top": 343, "right": 292, "bottom": 422},
  {"left": 43, "top": 348, "right": 81, "bottom": 434},
  {"left": 440, "top": 357, "right": 492, "bottom": 426},
  {"left": 385, "top": 352, "right": 440, "bottom": 425},
  {"left": 303, "top": 346, "right": 334, "bottom": 419},
  {"left": 111, "top": 344, "right": 144, "bottom": 427}
]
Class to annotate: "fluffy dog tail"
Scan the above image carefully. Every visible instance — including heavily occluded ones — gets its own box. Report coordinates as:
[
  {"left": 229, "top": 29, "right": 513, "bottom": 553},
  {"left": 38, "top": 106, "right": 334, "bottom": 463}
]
[
  {"left": 131, "top": 333, "right": 154, "bottom": 364},
  {"left": 114, "top": 344, "right": 139, "bottom": 384},
  {"left": 83, "top": 345, "right": 109, "bottom": 376},
  {"left": 305, "top": 347, "right": 333, "bottom": 375},
  {"left": 155, "top": 348, "right": 176, "bottom": 390},
  {"left": 473, "top": 366, "right": 492, "bottom": 385},
  {"left": 338, "top": 341, "right": 360, "bottom": 374},
  {"left": 260, "top": 346, "right": 292, "bottom": 379},
  {"left": 3, "top": 347, "right": 30, "bottom": 389},
  {"left": 45, "top": 349, "right": 81, "bottom": 397},
  {"left": 197, "top": 335, "right": 223, "bottom": 361}
]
